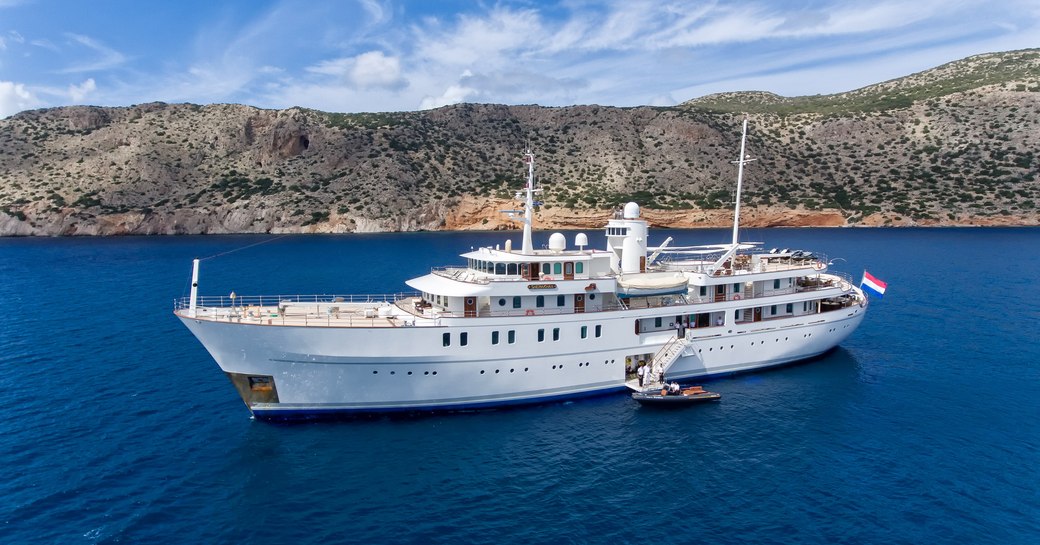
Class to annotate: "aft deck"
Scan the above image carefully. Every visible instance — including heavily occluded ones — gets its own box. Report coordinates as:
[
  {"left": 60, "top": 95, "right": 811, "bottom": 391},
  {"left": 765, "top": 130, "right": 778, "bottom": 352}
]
[{"left": 174, "top": 294, "right": 423, "bottom": 328}]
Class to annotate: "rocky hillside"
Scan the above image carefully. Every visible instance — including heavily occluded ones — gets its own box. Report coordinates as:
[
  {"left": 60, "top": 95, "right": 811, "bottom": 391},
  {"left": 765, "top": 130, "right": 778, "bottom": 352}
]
[{"left": 1, "top": 49, "right": 1038, "bottom": 235}]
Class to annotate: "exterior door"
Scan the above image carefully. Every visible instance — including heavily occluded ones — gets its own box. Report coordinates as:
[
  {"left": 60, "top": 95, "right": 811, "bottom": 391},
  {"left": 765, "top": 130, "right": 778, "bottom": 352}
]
[
  {"left": 574, "top": 294, "right": 585, "bottom": 313},
  {"left": 564, "top": 262, "right": 574, "bottom": 280},
  {"left": 753, "top": 307, "right": 762, "bottom": 322},
  {"left": 715, "top": 284, "right": 726, "bottom": 302},
  {"left": 464, "top": 297, "right": 477, "bottom": 317}
]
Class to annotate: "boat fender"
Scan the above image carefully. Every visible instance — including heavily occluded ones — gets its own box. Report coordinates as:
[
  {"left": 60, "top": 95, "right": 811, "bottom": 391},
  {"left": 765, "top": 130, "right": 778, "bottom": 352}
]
[{"left": 525, "top": 310, "right": 535, "bottom": 316}]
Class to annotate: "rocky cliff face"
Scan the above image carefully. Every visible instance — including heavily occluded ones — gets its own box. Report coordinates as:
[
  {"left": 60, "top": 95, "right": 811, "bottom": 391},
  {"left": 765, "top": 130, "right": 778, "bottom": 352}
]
[{"left": 1, "top": 50, "right": 1038, "bottom": 236}]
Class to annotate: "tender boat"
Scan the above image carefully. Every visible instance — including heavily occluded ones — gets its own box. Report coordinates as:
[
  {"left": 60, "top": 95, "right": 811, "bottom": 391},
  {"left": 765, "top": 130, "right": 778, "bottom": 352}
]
[{"left": 631, "top": 385, "right": 721, "bottom": 405}]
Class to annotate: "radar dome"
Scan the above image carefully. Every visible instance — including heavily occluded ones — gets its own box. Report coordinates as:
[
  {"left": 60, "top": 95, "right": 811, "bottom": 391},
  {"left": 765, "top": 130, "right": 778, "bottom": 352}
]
[
  {"left": 574, "top": 233, "right": 589, "bottom": 248},
  {"left": 548, "top": 232, "right": 566, "bottom": 253},
  {"left": 623, "top": 202, "right": 640, "bottom": 219}
]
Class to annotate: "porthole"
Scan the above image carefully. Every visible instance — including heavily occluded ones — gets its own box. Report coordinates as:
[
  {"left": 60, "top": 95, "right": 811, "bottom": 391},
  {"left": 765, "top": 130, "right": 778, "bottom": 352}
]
[
  {"left": 495, "top": 369, "right": 500, "bottom": 374},
  {"left": 524, "top": 367, "right": 529, "bottom": 372},
  {"left": 390, "top": 371, "right": 395, "bottom": 375},
  {"left": 432, "top": 371, "right": 437, "bottom": 375},
  {"left": 510, "top": 368, "right": 515, "bottom": 373},
  {"left": 589, "top": 293, "right": 596, "bottom": 300},
  {"left": 424, "top": 371, "right": 429, "bottom": 375},
  {"left": 480, "top": 370, "right": 485, "bottom": 374},
  {"left": 372, "top": 370, "right": 378, "bottom": 374},
  {"left": 407, "top": 371, "right": 413, "bottom": 375},
  {"left": 552, "top": 365, "right": 557, "bottom": 369},
  {"left": 498, "top": 298, "right": 506, "bottom": 306}
]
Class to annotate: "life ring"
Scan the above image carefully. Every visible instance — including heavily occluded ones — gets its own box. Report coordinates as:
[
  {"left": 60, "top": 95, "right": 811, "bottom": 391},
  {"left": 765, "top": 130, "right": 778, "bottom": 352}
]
[
  {"left": 733, "top": 294, "right": 742, "bottom": 300},
  {"left": 814, "top": 261, "right": 825, "bottom": 271},
  {"left": 525, "top": 309, "right": 535, "bottom": 316}
]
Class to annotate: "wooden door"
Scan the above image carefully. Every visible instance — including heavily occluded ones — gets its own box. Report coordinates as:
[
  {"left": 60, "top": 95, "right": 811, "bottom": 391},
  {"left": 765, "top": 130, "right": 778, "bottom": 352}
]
[
  {"left": 464, "top": 297, "right": 477, "bottom": 317},
  {"left": 574, "top": 294, "right": 585, "bottom": 313},
  {"left": 715, "top": 284, "right": 726, "bottom": 302},
  {"left": 564, "top": 262, "right": 574, "bottom": 280},
  {"left": 753, "top": 307, "right": 762, "bottom": 322}
]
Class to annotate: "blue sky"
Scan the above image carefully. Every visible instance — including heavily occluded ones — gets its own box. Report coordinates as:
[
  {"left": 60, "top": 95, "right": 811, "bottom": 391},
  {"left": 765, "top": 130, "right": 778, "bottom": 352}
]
[{"left": 0, "top": 0, "right": 1037, "bottom": 118}]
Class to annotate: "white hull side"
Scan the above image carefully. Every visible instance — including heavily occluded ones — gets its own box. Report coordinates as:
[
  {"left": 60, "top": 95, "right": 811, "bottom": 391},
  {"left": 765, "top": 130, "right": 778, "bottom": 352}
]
[{"left": 178, "top": 301, "right": 866, "bottom": 416}]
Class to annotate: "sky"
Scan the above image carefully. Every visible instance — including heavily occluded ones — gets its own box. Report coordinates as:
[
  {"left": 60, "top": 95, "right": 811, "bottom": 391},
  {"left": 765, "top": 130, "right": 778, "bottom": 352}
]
[{"left": 0, "top": 0, "right": 1037, "bottom": 118}]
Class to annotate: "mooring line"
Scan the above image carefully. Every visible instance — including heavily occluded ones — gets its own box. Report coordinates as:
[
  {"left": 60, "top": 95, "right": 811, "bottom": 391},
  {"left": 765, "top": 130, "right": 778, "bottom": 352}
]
[{"left": 200, "top": 234, "right": 292, "bottom": 261}]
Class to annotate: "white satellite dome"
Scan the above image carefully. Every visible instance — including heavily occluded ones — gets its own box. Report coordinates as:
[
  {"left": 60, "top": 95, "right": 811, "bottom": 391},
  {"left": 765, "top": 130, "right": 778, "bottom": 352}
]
[
  {"left": 574, "top": 233, "right": 589, "bottom": 249},
  {"left": 548, "top": 232, "right": 566, "bottom": 253},
  {"left": 623, "top": 202, "right": 640, "bottom": 219}
]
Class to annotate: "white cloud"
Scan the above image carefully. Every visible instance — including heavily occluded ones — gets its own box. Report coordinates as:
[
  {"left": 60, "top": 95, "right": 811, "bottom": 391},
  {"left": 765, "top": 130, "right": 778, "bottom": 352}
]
[
  {"left": 60, "top": 33, "right": 128, "bottom": 73},
  {"left": 0, "top": 80, "right": 41, "bottom": 118},
  {"left": 68, "top": 78, "right": 96, "bottom": 102},
  {"left": 350, "top": 51, "right": 405, "bottom": 89},
  {"left": 420, "top": 83, "right": 476, "bottom": 110}
]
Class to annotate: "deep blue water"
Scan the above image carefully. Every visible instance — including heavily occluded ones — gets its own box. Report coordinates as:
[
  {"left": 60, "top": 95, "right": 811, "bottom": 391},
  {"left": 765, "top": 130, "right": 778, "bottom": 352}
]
[{"left": 1, "top": 227, "right": 1038, "bottom": 544}]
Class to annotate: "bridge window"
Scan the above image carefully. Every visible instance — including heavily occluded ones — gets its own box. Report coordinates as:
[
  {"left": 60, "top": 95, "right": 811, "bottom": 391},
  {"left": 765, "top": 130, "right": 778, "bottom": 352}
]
[
  {"left": 496, "top": 263, "right": 506, "bottom": 275},
  {"left": 508, "top": 263, "right": 518, "bottom": 275}
]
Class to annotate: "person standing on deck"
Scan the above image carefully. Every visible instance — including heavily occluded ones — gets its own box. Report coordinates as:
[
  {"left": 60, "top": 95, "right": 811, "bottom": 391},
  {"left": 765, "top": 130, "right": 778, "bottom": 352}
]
[{"left": 637, "top": 363, "right": 646, "bottom": 387}]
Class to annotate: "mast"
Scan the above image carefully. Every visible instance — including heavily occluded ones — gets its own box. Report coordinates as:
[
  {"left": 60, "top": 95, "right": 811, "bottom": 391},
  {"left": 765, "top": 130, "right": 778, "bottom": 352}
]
[
  {"left": 521, "top": 149, "right": 535, "bottom": 255},
  {"left": 710, "top": 117, "right": 755, "bottom": 273},
  {"left": 731, "top": 117, "right": 750, "bottom": 247}
]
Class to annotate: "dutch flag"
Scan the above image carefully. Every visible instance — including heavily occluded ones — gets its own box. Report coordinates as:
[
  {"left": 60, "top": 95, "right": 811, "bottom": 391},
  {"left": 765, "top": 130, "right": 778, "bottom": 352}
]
[{"left": 860, "top": 271, "right": 887, "bottom": 298}]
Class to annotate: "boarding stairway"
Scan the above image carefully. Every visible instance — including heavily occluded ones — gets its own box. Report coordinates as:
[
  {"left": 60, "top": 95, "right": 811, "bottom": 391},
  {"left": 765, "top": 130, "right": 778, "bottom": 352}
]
[{"left": 626, "top": 335, "right": 689, "bottom": 391}]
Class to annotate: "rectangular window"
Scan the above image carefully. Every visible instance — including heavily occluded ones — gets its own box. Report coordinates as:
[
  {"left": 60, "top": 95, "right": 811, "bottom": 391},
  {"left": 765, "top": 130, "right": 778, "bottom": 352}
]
[
  {"left": 552, "top": 328, "right": 560, "bottom": 341},
  {"left": 460, "top": 332, "right": 468, "bottom": 346},
  {"left": 576, "top": 262, "right": 584, "bottom": 274},
  {"left": 655, "top": 317, "right": 662, "bottom": 328},
  {"left": 733, "top": 283, "right": 741, "bottom": 293},
  {"left": 513, "top": 296, "right": 522, "bottom": 309},
  {"left": 442, "top": 332, "right": 450, "bottom": 347},
  {"left": 699, "top": 286, "right": 707, "bottom": 296},
  {"left": 557, "top": 295, "right": 565, "bottom": 306},
  {"left": 542, "top": 263, "right": 551, "bottom": 275},
  {"left": 553, "top": 263, "right": 562, "bottom": 274},
  {"left": 771, "top": 305, "right": 777, "bottom": 315},
  {"left": 786, "top": 303, "right": 793, "bottom": 314},
  {"left": 774, "top": 279, "right": 781, "bottom": 289},
  {"left": 581, "top": 326, "right": 588, "bottom": 339},
  {"left": 595, "top": 325, "right": 602, "bottom": 337},
  {"left": 492, "top": 331, "right": 499, "bottom": 345},
  {"left": 536, "top": 295, "right": 545, "bottom": 308},
  {"left": 538, "top": 329, "right": 545, "bottom": 342},
  {"left": 508, "top": 330, "right": 515, "bottom": 344},
  {"left": 734, "top": 310, "right": 740, "bottom": 320}
]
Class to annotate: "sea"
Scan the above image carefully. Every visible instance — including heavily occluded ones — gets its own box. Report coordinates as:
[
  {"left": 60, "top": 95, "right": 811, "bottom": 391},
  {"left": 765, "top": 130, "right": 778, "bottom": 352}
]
[{"left": 1, "top": 226, "right": 1038, "bottom": 544}]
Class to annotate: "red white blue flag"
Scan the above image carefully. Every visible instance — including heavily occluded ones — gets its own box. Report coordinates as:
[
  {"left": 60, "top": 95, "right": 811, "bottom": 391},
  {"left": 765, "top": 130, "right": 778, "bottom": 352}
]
[{"left": 860, "top": 271, "right": 887, "bottom": 298}]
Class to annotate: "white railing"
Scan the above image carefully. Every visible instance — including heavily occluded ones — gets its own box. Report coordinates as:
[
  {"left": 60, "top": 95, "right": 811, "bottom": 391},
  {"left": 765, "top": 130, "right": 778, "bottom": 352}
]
[{"left": 173, "top": 293, "right": 414, "bottom": 311}]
